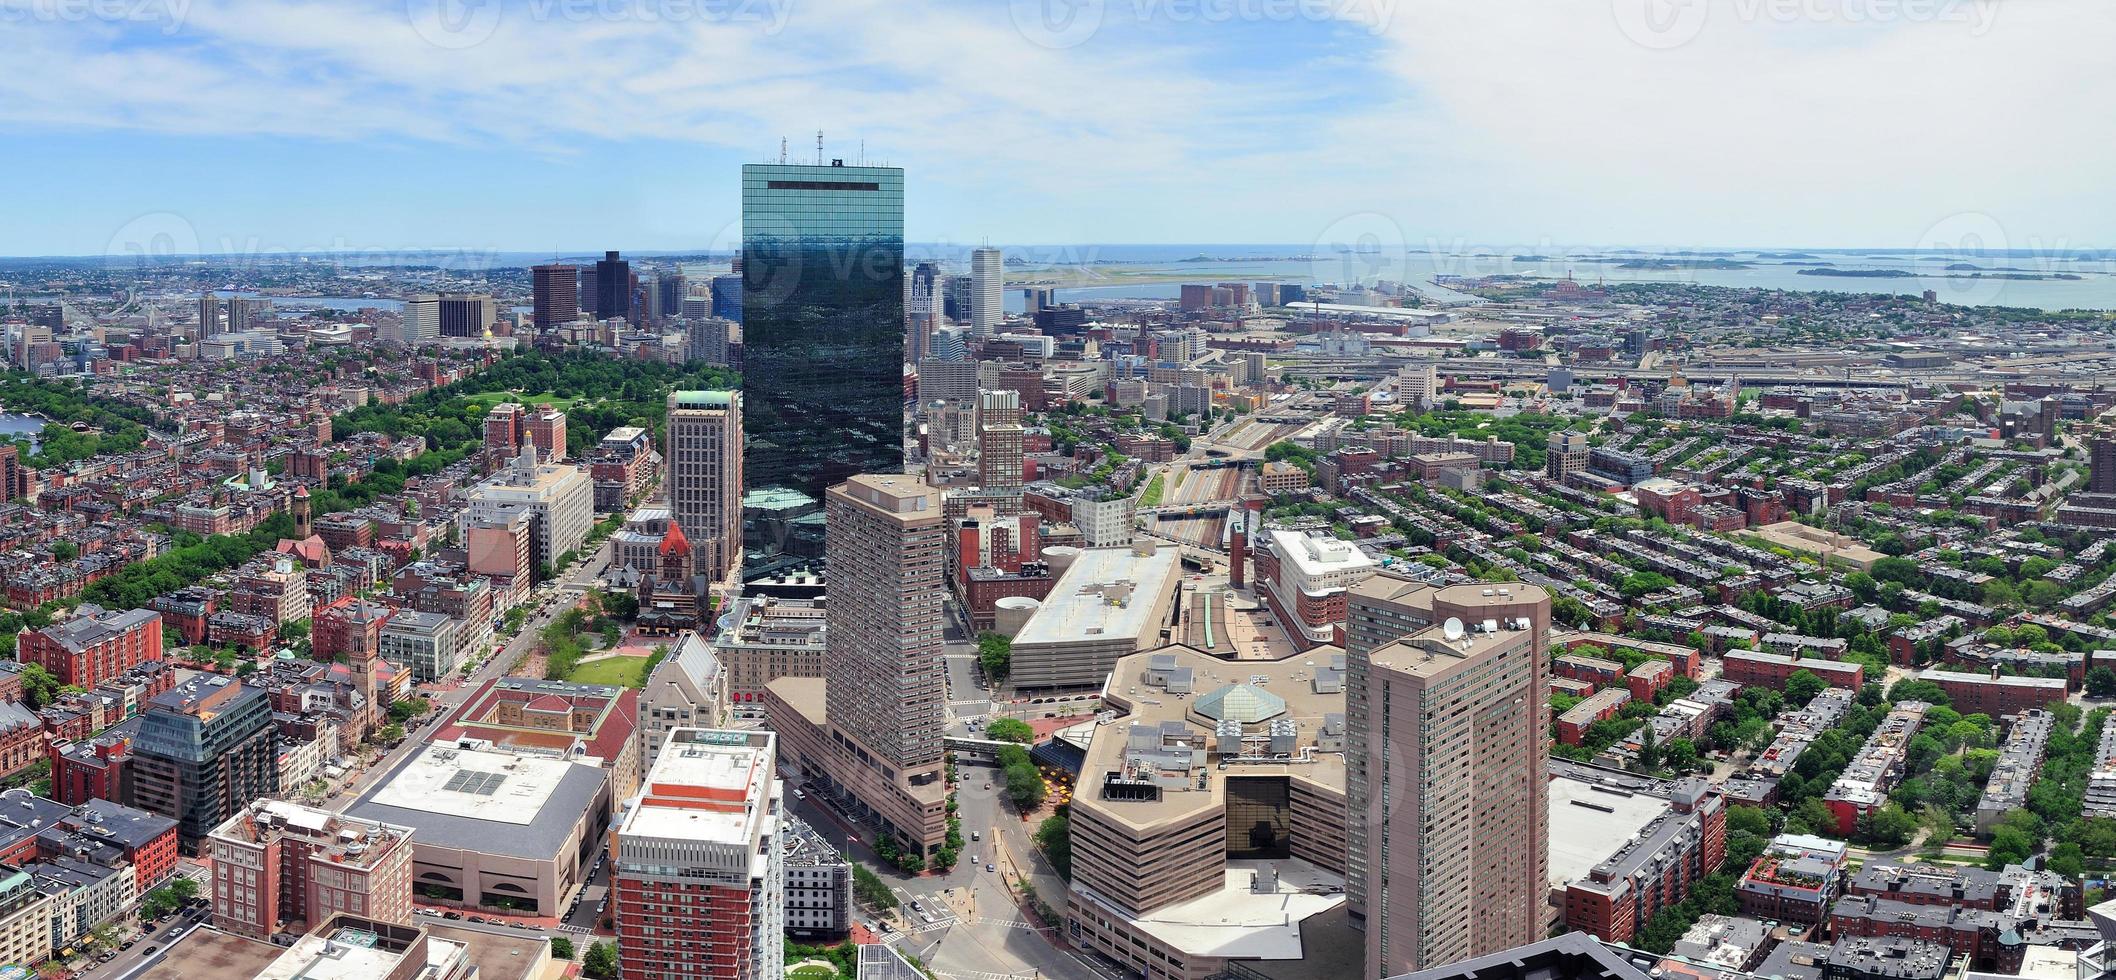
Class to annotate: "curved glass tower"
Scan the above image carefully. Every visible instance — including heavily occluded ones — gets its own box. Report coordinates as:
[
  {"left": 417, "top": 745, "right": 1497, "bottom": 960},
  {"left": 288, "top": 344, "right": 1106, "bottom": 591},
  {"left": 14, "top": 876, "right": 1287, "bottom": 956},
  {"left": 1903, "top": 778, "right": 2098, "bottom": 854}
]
[{"left": 740, "top": 162, "right": 906, "bottom": 502}]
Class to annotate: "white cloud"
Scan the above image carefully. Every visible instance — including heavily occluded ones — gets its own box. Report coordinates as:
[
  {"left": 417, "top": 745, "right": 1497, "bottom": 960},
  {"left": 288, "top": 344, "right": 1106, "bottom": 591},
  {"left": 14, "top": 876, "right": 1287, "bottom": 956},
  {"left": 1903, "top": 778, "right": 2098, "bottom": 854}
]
[{"left": 3, "top": 0, "right": 2110, "bottom": 247}]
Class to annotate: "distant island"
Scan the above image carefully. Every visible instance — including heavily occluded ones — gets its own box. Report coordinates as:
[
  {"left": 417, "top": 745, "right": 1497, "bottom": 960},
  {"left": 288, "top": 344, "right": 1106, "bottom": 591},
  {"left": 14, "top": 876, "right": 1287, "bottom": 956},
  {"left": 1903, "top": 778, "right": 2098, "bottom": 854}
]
[
  {"left": 1616, "top": 258, "right": 1755, "bottom": 270},
  {"left": 1798, "top": 268, "right": 2084, "bottom": 281},
  {"left": 1756, "top": 252, "right": 1821, "bottom": 259}
]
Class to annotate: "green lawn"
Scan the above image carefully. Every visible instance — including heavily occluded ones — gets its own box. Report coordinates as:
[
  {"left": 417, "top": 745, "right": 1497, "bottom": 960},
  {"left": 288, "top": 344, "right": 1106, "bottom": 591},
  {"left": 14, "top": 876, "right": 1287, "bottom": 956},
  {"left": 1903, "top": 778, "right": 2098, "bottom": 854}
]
[
  {"left": 565, "top": 654, "right": 653, "bottom": 687},
  {"left": 788, "top": 967, "right": 839, "bottom": 979},
  {"left": 461, "top": 391, "right": 584, "bottom": 412}
]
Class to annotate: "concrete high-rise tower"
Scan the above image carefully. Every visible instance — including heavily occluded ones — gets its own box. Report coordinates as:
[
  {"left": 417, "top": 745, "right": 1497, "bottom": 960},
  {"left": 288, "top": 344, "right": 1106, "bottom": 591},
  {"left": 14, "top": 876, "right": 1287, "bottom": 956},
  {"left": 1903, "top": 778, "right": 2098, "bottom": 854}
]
[
  {"left": 970, "top": 247, "right": 1003, "bottom": 336},
  {"left": 820, "top": 473, "right": 948, "bottom": 854},
  {"left": 402, "top": 294, "right": 439, "bottom": 344},
  {"left": 666, "top": 391, "right": 744, "bottom": 583},
  {"left": 2091, "top": 429, "right": 2116, "bottom": 494},
  {"left": 1346, "top": 580, "right": 1551, "bottom": 980},
  {"left": 531, "top": 263, "right": 581, "bottom": 329},
  {"left": 977, "top": 388, "right": 1024, "bottom": 498},
  {"left": 197, "top": 290, "right": 220, "bottom": 337}
]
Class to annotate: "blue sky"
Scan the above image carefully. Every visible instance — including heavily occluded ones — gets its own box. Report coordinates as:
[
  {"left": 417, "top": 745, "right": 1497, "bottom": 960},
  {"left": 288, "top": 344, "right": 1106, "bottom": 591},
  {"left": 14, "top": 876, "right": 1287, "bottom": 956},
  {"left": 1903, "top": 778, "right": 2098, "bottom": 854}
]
[{"left": 3, "top": 0, "right": 2110, "bottom": 256}]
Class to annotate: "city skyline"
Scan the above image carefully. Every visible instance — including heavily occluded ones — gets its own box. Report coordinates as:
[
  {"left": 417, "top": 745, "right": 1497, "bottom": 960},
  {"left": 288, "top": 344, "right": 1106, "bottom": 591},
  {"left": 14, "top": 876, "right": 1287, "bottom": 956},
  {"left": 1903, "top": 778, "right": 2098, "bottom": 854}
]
[{"left": 4, "top": 3, "right": 2110, "bottom": 256}]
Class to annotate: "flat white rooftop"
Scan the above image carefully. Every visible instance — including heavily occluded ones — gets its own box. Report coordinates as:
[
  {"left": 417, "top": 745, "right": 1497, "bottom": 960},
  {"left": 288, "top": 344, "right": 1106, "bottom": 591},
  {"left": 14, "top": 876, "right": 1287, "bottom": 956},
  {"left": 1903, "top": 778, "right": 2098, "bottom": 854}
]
[
  {"left": 254, "top": 929, "right": 466, "bottom": 980},
  {"left": 624, "top": 734, "right": 775, "bottom": 846},
  {"left": 362, "top": 743, "right": 572, "bottom": 826},
  {"left": 1122, "top": 859, "right": 1344, "bottom": 962},
  {"left": 1013, "top": 544, "right": 1180, "bottom": 648},
  {"left": 1547, "top": 774, "right": 1671, "bottom": 891},
  {"left": 1265, "top": 528, "right": 1375, "bottom": 581}
]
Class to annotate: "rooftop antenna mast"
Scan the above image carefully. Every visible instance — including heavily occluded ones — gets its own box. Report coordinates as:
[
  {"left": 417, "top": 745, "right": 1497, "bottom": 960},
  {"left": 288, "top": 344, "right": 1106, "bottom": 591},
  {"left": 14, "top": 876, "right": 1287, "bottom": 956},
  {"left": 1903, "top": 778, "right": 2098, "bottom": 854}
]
[
  {"left": 779, "top": 138, "right": 787, "bottom": 164},
  {"left": 816, "top": 130, "right": 824, "bottom": 165}
]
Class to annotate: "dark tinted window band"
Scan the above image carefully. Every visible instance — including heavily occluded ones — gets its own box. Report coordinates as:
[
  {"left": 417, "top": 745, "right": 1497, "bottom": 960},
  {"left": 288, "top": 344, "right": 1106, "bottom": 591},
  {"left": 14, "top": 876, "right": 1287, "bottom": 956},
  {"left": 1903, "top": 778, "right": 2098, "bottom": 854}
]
[{"left": 765, "top": 180, "right": 881, "bottom": 191}]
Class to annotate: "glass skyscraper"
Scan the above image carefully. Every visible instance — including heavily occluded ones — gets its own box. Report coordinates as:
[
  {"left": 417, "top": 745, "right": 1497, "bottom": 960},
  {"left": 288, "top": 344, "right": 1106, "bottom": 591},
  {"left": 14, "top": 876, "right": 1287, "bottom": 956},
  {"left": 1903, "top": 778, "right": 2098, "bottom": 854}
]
[{"left": 740, "top": 162, "right": 906, "bottom": 500}]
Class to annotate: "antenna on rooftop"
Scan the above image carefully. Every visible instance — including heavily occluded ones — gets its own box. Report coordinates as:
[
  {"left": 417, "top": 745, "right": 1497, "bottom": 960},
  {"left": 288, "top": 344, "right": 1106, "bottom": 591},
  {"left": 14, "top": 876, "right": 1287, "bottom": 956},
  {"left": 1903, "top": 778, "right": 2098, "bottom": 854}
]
[
  {"left": 816, "top": 130, "right": 824, "bottom": 166},
  {"left": 1442, "top": 617, "right": 1465, "bottom": 641},
  {"left": 779, "top": 138, "right": 787, "bottom": 164}
]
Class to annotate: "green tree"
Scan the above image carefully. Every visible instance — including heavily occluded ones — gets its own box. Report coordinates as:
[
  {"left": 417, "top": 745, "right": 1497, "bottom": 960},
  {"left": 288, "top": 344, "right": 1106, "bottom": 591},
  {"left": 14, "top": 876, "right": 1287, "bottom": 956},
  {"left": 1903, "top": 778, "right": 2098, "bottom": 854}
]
[
  {"left": 549, "top": 937, "right": 575, "bottom": 959},
  {"left": 985, "top": 718, "right": 1035, "bottom": 744},
  {"left": 1783, "top": 669, "right": 1829, "bottom": 708},
  {"left": 1856, "top": 804, "right": 1919, "bottom": 849},
  {"left": 1036, "top": 813, "right": 1073, "bottom": 881},
  {"left": 1636, "top": 724, "right": 1660, "bottom": 772},
  {"left": 2089, "top": 667, "right": 2116, "bottom": 700},
  {"left": 1006, "top": 763, "right": 1048, "bottom": 810},
  {"left": 977, "top": 632, "right": 1012, "bottom": 683},
  {"left": 583, "top": 941, "right": 619, "bottom": 979},
  {"left": 1726, "top": 805, "right": 1773, "bottom": 839}
]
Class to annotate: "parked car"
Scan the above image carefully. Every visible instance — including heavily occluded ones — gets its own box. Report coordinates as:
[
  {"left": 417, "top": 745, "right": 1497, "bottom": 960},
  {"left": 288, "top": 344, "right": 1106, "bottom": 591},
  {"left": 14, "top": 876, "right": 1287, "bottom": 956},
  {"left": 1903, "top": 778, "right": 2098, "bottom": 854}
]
[{"left": 986, "top": 864, "right": 996, "bottom": 873}]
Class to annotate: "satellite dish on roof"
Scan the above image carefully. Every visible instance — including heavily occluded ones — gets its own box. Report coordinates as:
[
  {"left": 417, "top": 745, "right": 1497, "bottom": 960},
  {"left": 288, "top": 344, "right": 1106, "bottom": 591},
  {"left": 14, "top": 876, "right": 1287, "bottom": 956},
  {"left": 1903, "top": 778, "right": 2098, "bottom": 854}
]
[{"left": 1442, "top": 618, "right": 1465, "bottom": 641}]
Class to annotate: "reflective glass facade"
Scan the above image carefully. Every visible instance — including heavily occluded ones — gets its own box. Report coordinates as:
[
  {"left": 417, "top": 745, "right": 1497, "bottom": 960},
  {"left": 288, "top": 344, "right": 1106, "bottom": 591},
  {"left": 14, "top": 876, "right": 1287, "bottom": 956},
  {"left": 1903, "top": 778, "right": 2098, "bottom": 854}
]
[{"left": 740, "top": 163, "right": 906, "bottom": 500}]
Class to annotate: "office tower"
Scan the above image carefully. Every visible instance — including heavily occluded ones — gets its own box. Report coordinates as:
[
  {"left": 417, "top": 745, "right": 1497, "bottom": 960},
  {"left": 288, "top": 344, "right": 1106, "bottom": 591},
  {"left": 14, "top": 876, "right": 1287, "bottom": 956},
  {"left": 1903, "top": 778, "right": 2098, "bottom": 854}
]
[
  {"left": 403, "top": 293, "right": 440, "bottom": 343},
  {"left": 977, "top": 389, "right": 1024, "bottom": 497},
  {"left": 532, "top": 263, "right": 581, "bottom": 328},
  {"left": 687, "top": 316, "right": 736, "bottom": 366},
  {"left": 666, "top": 391, "right": 744, "bottom": 582},
  {"left": 2092, "top": 430, "right": 2116, "bottom": 494},
  {"left": 578, "top": 264, "right": 601, "bottom": 316},
  {"left": 132, "top": 676, "right": 280, "bottom": 853},
  {"left": 907, "top": 261, "right": 940, "bottom": 363},
  {"left": 928, "top": 327, "right": 967, "bottom": 362},
  {"left": 595, "top": 250, "right": 632, "bottom": 321},
  {"left": 711, "top": 273, "right": 743, "bottom": 322},
  {"left": 528, "top": 406, "right": 568, "bottom": 462},
  {"left": 0, "top": 444, "right": 21, "bottom": 502},
  {"left": 463, "top": 450, "right": 595, "bottom": 573},
  {"left": 206, "top": 800, "right": 415, "bottom": 941},
  {"left": 1021, "top": 286, "right": 1054, "bottom": 315},
  {"left": 197, "top": 291, "right": 220, "bottom": 337},
  {"left": 1348, "top": 581, "right": 1551, "bottom": 980},
  {"left": 970, "top": 246, "right": 1003, "bottom": 336},
  {"left": 657, "top": 273, "right": 688, "bottom": 323},
  {"left": 1547, "top": 430, "right": 1590, "bottom": 481},
  {"left": 942, "top": 274, "right": 971, "bottom": 322},
  {"left": 823, "top": 474, "right": 948, "bottom": 853},
  {"left": 615, "top": 728, "right": 784, "bottom": 980},
  {"left": 740, "top": 162, "right": 905, "bottom": 501},
  {"left": 437, "top": 293, "right": 495, "bottom": 338},
  {"left": 226, "top": 295, "right": 256, "bottom": 333},
  {"left": 484, "top": 402, "right": 525, "bottom": 458}
]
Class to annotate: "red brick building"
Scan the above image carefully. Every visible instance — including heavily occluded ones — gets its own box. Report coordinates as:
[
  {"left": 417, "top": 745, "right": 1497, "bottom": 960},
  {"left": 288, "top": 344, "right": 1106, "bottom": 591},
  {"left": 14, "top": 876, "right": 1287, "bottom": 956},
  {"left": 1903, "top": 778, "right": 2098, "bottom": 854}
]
[
  {"left": 1627, "top": 659, "right": 1673, "bottom": 703},
  {"left": 1562, "top": 777, "right": 1726, "bottom": 944},
  {"left": 1916, "top": 667, "right": 2066, "bottom": 719},
  {"left": 50, "top": 719, "right": 140, "bottom": 808},
  {"left": 18, "top": 605, "right": 164, "bottom": 688}
]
